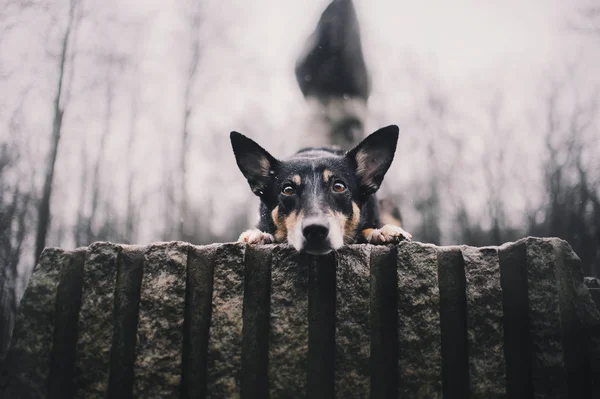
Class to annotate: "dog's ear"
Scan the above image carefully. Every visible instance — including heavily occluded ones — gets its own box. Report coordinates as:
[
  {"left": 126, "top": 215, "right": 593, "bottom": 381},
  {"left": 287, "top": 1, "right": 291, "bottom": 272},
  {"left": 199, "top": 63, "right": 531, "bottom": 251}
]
[
  {"left": 346, "top": 125, "right": 399, "bottom": 197},
  {"left": 230, "top": 131, "right": 280, "bottom": 196}
]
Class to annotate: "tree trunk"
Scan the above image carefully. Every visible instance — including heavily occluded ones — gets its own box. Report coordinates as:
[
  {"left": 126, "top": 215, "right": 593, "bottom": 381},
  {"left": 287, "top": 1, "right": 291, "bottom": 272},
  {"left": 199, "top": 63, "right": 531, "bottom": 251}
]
[
  {"left": 33, "top": 0, "right": 77, "bottom": 264},
  {"left": 178, "top": 4, "right": 202, "bottom": 240}
]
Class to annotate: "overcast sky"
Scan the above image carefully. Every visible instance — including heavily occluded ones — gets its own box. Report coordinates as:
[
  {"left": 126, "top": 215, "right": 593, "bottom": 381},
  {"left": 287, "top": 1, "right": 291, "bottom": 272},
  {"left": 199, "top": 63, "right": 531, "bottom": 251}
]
[{"left": 2, "top": 0, "right": 598, "bottom": 246}]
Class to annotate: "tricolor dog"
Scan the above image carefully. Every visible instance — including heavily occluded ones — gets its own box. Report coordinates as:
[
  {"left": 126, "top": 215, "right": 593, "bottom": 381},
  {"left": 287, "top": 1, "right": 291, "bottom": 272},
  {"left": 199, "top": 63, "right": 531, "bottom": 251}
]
[{"left": 230, "top": 125, "right": 412, "bottom": 255}]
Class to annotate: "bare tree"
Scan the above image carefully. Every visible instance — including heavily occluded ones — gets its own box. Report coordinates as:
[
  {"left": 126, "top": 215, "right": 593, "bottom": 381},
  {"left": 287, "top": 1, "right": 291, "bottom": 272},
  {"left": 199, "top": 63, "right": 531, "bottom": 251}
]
[
  {"left": 529, "top": 73, "right": 600, "bottom": 276},
  {"left": 481, "top": 93, "right": 511, "bottom": 244},
  {"left": 177, "top": 0, "right": 203, "bottom": 240},
  {"left": 124, "top": 68, "right": 140, "bottom": 244},
  {"left": 0, "top": 143, "right": 32, "bottom": 360},
  {"left": 34, "top": 0, "right": 79, "bottom": 263},
  {"left": 570, "top": 5, "right": 600, "bottom": 38}
]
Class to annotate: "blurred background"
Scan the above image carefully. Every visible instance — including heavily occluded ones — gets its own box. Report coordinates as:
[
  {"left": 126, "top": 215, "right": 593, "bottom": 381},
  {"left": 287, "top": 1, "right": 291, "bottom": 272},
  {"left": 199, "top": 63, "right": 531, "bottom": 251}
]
[{"left": 1, "top": 0, "right": 599, "bottom": 304}]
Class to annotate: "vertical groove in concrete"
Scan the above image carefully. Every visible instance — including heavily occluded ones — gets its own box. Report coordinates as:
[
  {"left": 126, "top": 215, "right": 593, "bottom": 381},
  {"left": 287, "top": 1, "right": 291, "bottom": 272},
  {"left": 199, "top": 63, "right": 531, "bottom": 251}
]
[
  {"left": 396, "top": 242, "right": 442, "bottom": 398},
  {"left": 498, "top": 241, "right": 533, "bottom": 398},
  {"left": 306, "top": 252, "right": 336, "bottom": 399},
  {"left": 436, "top": 247, "right": 469, "bottom": 399},
  {"left": 525, "top": 238, "right": 569, "bottom": 397},
  {"left": 47, "top": 248, "right": 86, "bottom": 399},
  {"left": 206, "top": 243, "right": 245, "bottom": 397},
  {"left": 369, "top": 246, "right": 398, "bottom": 399},
  {"left": 462, "top": 247, "right": 506, "bottom": 398},
  {"left": 240, "top": 245, "right": 272, "bottom": 399},
  {"left": 551, "top": 239, "right": 597, "bottom": 398},
  {"left": 335, "top": 245, "right": 370, "bottom": 398},
  {"left": 268, "top": 247, "right": 309, "bottom": 398},
  {"left": 74, "top": 242, "right": 121, "bottom": 398},
  {"left": 106, "top": 246, "right": 144, "bottom": 399},
  {"left": 181, "top": 245, "right": 216, "bottom": 399},
  {"left": 2, "top": 248, "right": 64, "bottom": 398},
  {"left": 133, "top": 242, "right": 187, "bottom": 398}
]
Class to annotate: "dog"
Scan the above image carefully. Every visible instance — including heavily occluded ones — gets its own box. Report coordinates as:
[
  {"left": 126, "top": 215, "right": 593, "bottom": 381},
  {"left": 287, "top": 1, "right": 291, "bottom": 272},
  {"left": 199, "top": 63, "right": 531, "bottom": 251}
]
[{"left": 230, "top": 125, "right": 412, "bottom": 255}]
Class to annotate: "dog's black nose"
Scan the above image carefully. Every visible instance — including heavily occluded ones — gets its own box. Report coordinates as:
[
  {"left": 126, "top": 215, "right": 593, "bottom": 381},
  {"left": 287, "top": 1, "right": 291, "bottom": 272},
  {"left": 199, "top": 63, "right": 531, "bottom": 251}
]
[{"left": 302, "top": 220, "right": 329, "bottom": 242}]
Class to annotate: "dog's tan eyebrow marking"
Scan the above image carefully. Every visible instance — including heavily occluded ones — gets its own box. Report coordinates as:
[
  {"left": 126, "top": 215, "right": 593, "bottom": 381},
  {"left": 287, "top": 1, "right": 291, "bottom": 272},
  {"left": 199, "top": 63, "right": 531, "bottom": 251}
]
[
  {"left": 323, "top": 169, "right": 333, "bottom": 182},
  {"left": 292, "top": 175, "right": 301, "bottom": 185}
]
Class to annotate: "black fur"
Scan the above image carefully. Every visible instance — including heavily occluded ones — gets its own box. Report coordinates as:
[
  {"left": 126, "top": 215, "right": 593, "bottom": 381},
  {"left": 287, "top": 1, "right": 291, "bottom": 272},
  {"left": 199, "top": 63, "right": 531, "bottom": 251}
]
[{"left": 231, "top": 125, "right": 400, "bottom": 253}]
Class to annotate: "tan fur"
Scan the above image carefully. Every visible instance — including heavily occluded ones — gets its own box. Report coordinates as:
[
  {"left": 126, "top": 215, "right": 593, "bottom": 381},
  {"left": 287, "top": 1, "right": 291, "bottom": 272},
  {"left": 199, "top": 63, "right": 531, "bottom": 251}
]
[
  {"left": 329, "top": 209, "right": 347, "bottom": 236},
  {"left": 361, "top": 228, "right": 375, "bottom": 241},
  {"left": 355, "top": 151, "right": 369, "bottom": 178},
  {"left": 355, "top": 151, "right": 378, "bottom": 190},
  {"left": 271, "top": 206, "right": 286, "bottom": 242},
  {"left": 343, "top": 202, "right": 361, "bottom": 243},
  {"left": 258, "top": 156, "right": 270, "bottom": 175},
  {"left": 362, "top": 224, "right": 412, "bottom": 244},
  {"left": 272, "top": 206, "right": 305, "bottom": 243},
  {"left": 323, "top": 169, "right": 333, "bottom": 182},
  {"left": 292, "top": 174, "right": 301, "bottom": 185},
  {"left": 285, "top": 210, "right": 303, "bottom": 235}
]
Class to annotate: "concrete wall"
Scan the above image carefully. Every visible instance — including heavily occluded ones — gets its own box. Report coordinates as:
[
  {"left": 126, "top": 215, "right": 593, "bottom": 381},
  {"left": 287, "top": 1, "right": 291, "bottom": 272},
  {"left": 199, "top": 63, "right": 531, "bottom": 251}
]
[{"left": 1, "top": 238, "right": 599, "bottom": 398}]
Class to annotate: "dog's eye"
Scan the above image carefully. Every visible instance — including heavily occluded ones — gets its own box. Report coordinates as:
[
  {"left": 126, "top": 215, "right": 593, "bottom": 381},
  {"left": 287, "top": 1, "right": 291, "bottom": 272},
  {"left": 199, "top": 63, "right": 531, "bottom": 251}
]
[
  {"left": 282, "top": 185, "right": 295, "bottom": 196},
  {"left": 332, "top": 181, "right": 346, "bottom": 193}
]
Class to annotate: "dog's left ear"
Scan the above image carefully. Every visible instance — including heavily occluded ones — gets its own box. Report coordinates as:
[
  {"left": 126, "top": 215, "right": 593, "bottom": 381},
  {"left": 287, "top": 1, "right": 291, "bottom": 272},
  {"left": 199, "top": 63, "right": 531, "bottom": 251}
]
[
  {"left": 346, "top": 125, "right": 399, "bottom": 197},
  {"left": 230, "top": 131, "right": 280, "bottom": 196}
]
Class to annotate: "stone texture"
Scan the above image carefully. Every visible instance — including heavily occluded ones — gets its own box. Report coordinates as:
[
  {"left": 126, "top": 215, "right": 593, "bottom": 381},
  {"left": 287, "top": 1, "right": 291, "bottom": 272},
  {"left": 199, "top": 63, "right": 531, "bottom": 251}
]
[
  {"left": 462, "top": 246, "right": 506, "bottom": 398},
  {"left": 133, "top": 242, "right": 187, "bottom": 398},
  {"left": 525, "top": 238, "right": 569, "bottom": 398},
  {"left": 47, "top": 248, "right": 86, "bottom": 398},
  {"left": 436, "top": 247, "right": 469, "bottom": 399},
  {"left": 584, "top": 277, "right": 600, "bottom": 311},
  {"left": 306, "top": 252, "right": 336, "bottom": 399},
  {"left": 269, "top": 246, "right": 309, "bottom": 398},
  {"left": 240, "top": 245, "right": 271, "bottom": 399},
  {"left": 396, "top": 241, "right": 442, "bottom": 398},
  {"left": 206, "top": 243, "right": 245, "bottom": 398},
  {"left": 107, "top": 245, "right": 145, "bottom": 398},
  {"left": 369, "top": 246, "right": 398, "bottom": 399},
  {"left": 74, "top": 242, "right": 120, "bottom": 398},
  {"left": 550, "top": 239, "right": 600, "bottom": 397},
  {"left": 3, "top": 237, "right": 600, "bottom": 398},
  {"left": 181, "top": 244, "right": 217, "bottom": 399},
  {"left": 498, "top": 240, "right": 533, "bottom": 397},
  {"left": 335, "top": 245, "right": 370, "bottom": 398},
  {"left": 2, "top": 247, "right": 64, "bottom": 398}
]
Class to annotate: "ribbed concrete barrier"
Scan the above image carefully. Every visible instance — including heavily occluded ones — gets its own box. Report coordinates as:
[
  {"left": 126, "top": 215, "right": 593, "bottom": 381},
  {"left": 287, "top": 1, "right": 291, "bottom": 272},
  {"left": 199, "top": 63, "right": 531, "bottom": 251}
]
[{"left": 1, "top": 238, "right": 599, "bottom": 398}]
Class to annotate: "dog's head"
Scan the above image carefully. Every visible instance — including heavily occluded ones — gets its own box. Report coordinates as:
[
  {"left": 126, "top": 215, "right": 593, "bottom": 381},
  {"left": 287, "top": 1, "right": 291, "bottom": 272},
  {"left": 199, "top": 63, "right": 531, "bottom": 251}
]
[{"left": 230, "top": 125, "right": 399, "bottom": 254}]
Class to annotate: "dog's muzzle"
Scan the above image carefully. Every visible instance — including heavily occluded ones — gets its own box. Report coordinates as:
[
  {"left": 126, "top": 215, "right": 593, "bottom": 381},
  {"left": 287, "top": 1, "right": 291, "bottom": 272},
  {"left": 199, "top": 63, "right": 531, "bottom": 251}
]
[{"left": 300, "top": 217, "right": 332, "bottom": 255}]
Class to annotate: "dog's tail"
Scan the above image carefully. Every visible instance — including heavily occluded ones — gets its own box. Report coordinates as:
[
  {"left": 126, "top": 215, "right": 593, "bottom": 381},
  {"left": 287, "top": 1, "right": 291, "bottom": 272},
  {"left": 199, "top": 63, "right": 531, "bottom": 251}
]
[{"left": 295, "top": 0, "right": 369, "bottom": 149}]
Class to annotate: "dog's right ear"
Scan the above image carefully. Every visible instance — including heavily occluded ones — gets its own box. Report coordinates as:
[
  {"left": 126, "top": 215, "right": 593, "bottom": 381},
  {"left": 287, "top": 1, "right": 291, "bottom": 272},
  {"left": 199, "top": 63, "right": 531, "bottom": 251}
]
[{"left": 230, "top": 131, "right": 280, "bottom": 196}]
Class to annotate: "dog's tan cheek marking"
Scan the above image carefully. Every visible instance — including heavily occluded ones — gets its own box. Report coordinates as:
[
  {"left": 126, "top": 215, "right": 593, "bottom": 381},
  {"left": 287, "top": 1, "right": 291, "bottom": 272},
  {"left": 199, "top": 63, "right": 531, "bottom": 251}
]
[
  {"left": 284, "top": 210, "right": 302, "bottom": 237},
  {"left": 292, "top": 175, "right": 301, "bottom": 185},
  {"left": 328, "top": 210, "right": 348, "bottom": 246},
  {"left": 343, "top": 202, "right": 361, "bottom": 243},
  {"left": 271, "top": 206, "right": 287, "bottom": 242},
  {"left": 323, "top": 169, "right": 333, "bottom": 183}
]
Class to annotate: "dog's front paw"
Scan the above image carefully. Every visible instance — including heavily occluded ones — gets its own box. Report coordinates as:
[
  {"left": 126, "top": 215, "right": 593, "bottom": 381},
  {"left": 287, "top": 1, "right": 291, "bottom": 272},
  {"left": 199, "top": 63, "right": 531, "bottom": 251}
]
[
  {"left": 364, "top": 224, "right": 412, "bottom": 245},
  {"left": 238, "top": 229, "right": 275, "bottom": 245}
]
